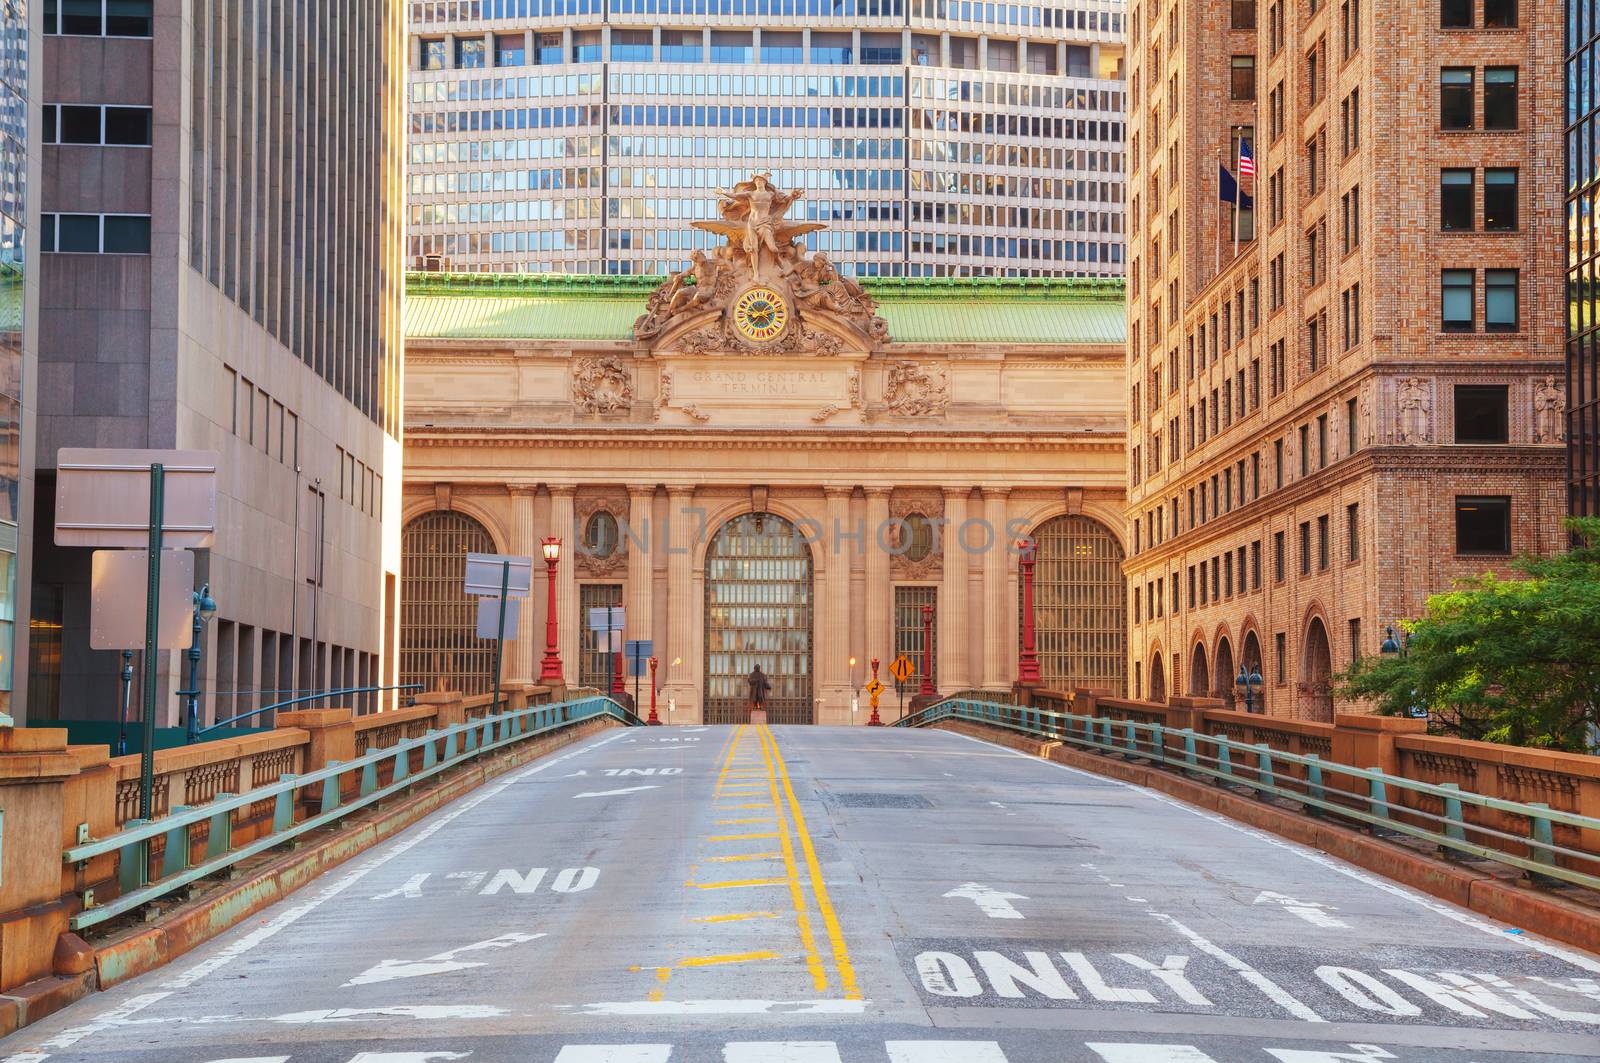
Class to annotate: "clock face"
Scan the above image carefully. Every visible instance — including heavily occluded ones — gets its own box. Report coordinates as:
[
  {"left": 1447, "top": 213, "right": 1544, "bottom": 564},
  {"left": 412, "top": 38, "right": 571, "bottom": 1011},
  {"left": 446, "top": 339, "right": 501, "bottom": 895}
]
[{"left": 732, "top": 286, "right": 789, "bottom": 343}]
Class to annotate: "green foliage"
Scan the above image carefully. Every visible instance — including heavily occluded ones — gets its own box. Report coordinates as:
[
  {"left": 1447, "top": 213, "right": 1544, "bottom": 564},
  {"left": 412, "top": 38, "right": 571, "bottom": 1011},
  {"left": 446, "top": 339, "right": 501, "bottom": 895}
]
[{"left": 1336, "top": 518, "right": 1600, "bottom": 752}]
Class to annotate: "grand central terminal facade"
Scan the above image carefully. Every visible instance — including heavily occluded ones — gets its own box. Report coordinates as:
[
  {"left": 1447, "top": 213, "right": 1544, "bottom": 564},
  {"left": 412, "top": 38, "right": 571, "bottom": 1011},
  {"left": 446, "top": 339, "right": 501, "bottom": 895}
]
[{"left": 400, "top": 178, "right": 1129, "bottom": 724}]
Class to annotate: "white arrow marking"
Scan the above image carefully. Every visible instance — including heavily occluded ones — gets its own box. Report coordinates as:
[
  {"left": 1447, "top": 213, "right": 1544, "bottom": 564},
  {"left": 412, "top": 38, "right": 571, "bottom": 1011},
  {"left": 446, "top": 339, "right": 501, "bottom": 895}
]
[
  {"left": 565, "top": 769, "right": 590, "bottom": 776},
  {"left": 684, "top": 727, "right": 709, "bottom": 732},
  {"left": 264, "top": 1005, "right": 505, "bottom": 1023},
  {"left": 1088, "top": 1046, "right": 1221, "bottom": 1062},
  {"left": 942, "top": 882, "right": 1028, "bottom": 919},
  {"left": 348, "top": 1054, "right": 475, "bottom": 1063},
  {"left": 573, "top": 785, "right": 660, "bottom": 799},
  {"left": 370, "top": 873, "right": 430, "bottom": 901},
  {"left": 200, "top": 1058, "right": 291, "bottom": 1063},
  {"left": 1266, "top": 1046, "right": 1396, "bottom": 1063},
  {"left": 1252, "top": 890, "right": 1350, "bottom": 929},
  {"left": 343, "top": 932, "right": 544, "bottom": 986}
]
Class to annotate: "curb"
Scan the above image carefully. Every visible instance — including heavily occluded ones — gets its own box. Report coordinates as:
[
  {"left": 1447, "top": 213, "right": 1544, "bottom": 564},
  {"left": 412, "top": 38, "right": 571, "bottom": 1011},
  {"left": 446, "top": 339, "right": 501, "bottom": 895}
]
[
  {"left": 936, "top": 720, "right": 1600, "bottom": 954},
  {"left": 0, "top": 717, "right": 621, "bottom": 1034}
]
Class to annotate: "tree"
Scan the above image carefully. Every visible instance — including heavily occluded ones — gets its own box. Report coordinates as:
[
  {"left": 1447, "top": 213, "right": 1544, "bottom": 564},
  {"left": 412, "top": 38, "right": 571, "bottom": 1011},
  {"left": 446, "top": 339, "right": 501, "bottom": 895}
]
[{"left": 1336, "top": 518, "right": 1600, "bottom": 752}]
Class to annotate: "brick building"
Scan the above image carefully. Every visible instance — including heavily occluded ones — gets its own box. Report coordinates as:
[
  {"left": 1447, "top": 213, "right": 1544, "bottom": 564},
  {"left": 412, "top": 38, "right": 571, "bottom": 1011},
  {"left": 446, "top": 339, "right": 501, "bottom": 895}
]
[{"left": 1123, "top": 0, "right": 1567, "bottom": 720}]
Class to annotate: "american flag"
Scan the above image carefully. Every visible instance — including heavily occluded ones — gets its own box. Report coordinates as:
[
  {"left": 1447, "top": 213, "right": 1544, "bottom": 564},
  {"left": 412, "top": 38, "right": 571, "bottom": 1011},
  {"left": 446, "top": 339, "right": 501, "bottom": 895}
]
[{"left": 1238, "top": 139, "right": 1256, "bottom": 180}]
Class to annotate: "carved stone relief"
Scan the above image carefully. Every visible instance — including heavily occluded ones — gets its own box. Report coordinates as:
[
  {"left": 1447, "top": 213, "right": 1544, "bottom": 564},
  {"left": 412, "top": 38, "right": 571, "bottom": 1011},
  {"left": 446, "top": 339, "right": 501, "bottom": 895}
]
[
  {"left": 1395, "top": 376, "right": 1431, "bottom": 444},
  {"left": 883, "top": 361, "right": 951, "bottom": 417},
  {"left": 889, "top": 490, "right": 945, "bottom": 580},
  {"left": 573, "top": 491, "right": 630, "bottom": 577},
  {"left": 1534, "top": 375, "right": 1567, "bottom": 443},
  {"left": 572, "top": 356, "right": 634, "bottom": 415}
]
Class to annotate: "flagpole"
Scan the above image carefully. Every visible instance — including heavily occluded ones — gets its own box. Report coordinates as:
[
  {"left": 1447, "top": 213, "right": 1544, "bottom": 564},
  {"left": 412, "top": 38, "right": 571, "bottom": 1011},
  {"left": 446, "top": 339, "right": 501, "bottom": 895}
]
[
  {"left": 1233, "top": 128, "right": 1241, "bottom": 259},
  {"left": 1214, "top": 153, "right": 1221, "bottom": 276}
]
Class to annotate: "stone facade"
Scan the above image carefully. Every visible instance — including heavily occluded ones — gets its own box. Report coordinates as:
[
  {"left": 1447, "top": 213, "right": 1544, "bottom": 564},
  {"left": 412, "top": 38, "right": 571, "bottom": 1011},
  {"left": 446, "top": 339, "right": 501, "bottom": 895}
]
[
  {"left": 1123, "top": 0, "right": 1566, "bottom": 720},
  {"left": 403, "top": 179, "right": 1130, "bottom": 723}
]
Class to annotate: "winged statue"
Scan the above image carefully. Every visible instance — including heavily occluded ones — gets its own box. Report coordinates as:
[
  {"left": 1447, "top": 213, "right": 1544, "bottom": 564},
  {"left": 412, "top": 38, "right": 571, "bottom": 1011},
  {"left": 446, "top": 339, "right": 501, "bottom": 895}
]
[{"left": 692, "top": 173, "right": 826, "bottom": 279}]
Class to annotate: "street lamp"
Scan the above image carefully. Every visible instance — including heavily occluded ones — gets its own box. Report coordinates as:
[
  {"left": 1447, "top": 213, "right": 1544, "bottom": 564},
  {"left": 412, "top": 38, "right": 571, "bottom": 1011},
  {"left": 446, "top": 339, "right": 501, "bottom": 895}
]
[
  {"left": 184, "top": 583, "right": 217, "bottom": 743},
  {"left": 647, "top": 655, "right": 661, "bottom": 725},
  {"left": 848, "top": 655, "right": 862, "bottom": 718},
  {"left": 920, "top": 603, "right": 937, "bottom": 697},
  {"left": 1380, "top": 624, "right": 1429, "bottom": 719},
  {"left": 1235, "top": 663, "right": 1264, "bottom": 714},
  {"left": 539, "top": 537, "right": 564, "bottom": 683},
  {"left": 1016, "top": 536, "right": 1042, "bottom": 686}
]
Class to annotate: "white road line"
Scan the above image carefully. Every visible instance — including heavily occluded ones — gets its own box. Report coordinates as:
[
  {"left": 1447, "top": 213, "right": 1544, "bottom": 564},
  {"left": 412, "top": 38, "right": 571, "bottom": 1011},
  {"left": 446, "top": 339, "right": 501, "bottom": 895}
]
[
  {"left": 1146, "top": 912, "right": 1325, "bottom": 1023},
  {"left": 886, "top": 1041, "right": 1009, "bottom": 1062},
  {"left": 573, "top": 785, "right": 660, "bottom": 798},
  {"left": 0, "top": 732, "right": 624, "bottom": 1063},
  {"left": 575, "top": 999, "right": 870, "bottom": 1016},
  {"left": 344, "top": 931, "right": 546, "bottom": 986},
  {"left": 347, "top": 1054, "right": 474, "bottom": 1063},
  {"left": 1087, "top": 1045, "right": 1222, "bottom": 1063},
  {"left": 943, "top": 729, "right": 1600, "bottom": 974},
  {"left": 197, "top": 1058, "right": 291, "bottom": 1063},
  {"left": 262, "top": 1005, "right": 505, "bottom": 1024},
  {"left": 722, "top": 1043, "right": 842, "bottom": 1063},
  {"left": 552, "top": 1048, "right": 674, "bottom": 1063}
]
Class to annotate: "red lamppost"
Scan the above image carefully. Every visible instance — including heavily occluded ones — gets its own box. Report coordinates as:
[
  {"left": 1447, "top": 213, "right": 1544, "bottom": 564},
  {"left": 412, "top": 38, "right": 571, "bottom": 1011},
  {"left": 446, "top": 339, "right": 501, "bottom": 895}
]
[
  {"left": 867, "top": 656, "right": 882, "bottom": 726},
  {"left": 538, "top": 537, "right": 565, "bottom": 683},
  {"left": 920, "top": 603, "right": 936, "bottom": 697},
  {"left": 647, "top": 655, "right": 661, "bottom": 725},
  {"left": 1017, "top": 536, "right": 1042, "bottom": 685},
  {"left": 611, "top": 636, "right": 626, "bottom": 697}
]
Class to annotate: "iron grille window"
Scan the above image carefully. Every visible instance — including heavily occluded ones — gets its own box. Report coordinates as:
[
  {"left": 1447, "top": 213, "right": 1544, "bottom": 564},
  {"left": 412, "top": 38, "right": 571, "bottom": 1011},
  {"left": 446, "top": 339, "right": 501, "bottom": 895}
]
[
  {"left": 580, "top": 584, "right": 623, "bottom": 691},
  {"left": 703, "top": 514, "right": 814, "bottom": 724},
  {"left": 1022, "top": 516, "right": 1127, "bottom": 695},
  {"left": 894, "top": 585, "right": 938, "bottom": 696},
  {"left": 400, "top": 512, "right": 496, "bottom": 696}
]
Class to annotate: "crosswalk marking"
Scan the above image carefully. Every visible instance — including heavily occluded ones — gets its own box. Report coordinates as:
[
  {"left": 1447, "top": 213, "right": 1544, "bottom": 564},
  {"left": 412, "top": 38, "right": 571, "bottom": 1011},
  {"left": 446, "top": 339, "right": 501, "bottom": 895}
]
[
  {"left": 723, "top": 1043, "right": 841, "bottom": 1062},
  {"left": 1088, "top": 1045, "right": 1221, "bottom": 1063},
  {"left": 346, "top": 1054, "right": 472, "bottom": 1063},
  {"left": 552, "top": 1048, "right": 673, "bottom": 1062},
  {"left": 886, "top": 1041, "right": 1009, "bottom": 1062}
]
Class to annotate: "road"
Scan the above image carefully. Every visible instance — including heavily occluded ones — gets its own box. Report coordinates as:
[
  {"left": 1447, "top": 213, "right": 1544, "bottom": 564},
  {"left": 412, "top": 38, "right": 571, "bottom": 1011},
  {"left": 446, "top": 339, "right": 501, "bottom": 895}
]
[{"left": 5, "top": 724, "right": 1600, "bottom": 1062}]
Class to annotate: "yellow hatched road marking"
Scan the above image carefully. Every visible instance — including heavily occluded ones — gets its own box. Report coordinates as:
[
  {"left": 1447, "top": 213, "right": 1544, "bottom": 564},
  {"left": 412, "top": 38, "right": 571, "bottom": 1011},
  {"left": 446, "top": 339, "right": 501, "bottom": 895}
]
[
  {"left": 715, "top": 817, "right": 773, "bottom": 825},
  {"left": 687, "top": 876, "right": 788, "bottom": 890},
  {"left": 708, "top": 832, "right": 780, "bottom": 841},
  {"left": 675, "top": 950, "right": 780, "bottom": 968},
  {"left": 688, "top": 911, "right": 779, "bottom": 923},
  {"left": 706, "top": 852, "right": 781, "bottom": 862},
  {"left": 718, "top": 803, "right": 772, "bottom": 809},
  {"left": 761, "top": 724, "right": 862, "bottom": 1001}
]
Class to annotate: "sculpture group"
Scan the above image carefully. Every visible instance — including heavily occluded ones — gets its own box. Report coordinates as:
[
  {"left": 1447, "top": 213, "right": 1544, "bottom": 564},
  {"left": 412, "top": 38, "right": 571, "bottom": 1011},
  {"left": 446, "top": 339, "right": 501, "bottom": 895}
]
[{"left": 634, "top": 174, "right": 889, "bottom": 353}]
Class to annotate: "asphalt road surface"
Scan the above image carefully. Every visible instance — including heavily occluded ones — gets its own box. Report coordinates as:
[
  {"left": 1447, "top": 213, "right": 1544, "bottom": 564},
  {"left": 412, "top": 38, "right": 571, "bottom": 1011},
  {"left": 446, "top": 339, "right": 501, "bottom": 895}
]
[{"left": 5, "top": 724, "right": 1600, "bottom": 1063}]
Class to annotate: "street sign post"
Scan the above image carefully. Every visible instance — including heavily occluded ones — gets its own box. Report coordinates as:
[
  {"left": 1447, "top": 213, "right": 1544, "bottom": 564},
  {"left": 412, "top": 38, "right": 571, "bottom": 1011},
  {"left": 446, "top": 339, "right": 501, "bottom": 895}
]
[
  {"left": 888, "top": 654, "right": 914, "bottom": 723},
  {"left": 90, "top": 550, "right": 196, "bottom": 651},
  {"left": 56, "top": 449, "right": 218, "bottom": 824},
  {"left": 626, "top": 639, "right": 654, "bottom": 709},
  {"left": 462, "top": 554, "right": 532, "bottom": 720},
  {"left": 475, "top": 599, "right": 521, "bottom": 640},
  {"left": 587, "top": 606, "right": 626, "bottom": 697}
]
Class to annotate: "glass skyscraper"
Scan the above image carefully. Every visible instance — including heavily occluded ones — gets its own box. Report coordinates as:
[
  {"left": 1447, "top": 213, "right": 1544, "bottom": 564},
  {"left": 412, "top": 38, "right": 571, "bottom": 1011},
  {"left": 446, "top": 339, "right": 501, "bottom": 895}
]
[
  {"left": 406, "top": 0, "right": 1127, "bottom": 277},
  {"left": 1571, "top": 0, "right": 1600, "bottom": 515}
]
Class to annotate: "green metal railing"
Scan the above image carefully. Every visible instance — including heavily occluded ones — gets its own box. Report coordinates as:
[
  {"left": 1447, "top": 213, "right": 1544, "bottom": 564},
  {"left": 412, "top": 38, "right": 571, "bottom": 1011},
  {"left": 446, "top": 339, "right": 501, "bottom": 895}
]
[
  {"left": 66, "top": 695, "right": 641, "bottom": 931},
  {"left": 897, "top": 697, "right": 1600, "bottom": 893}
]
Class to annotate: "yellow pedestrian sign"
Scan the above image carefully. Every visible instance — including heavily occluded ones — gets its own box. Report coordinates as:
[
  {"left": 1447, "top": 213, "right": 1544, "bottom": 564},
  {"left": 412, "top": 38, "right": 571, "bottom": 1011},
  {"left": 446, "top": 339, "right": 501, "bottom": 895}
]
[{"left": 890, "top": 655, "right": 914, "bottom": 683}]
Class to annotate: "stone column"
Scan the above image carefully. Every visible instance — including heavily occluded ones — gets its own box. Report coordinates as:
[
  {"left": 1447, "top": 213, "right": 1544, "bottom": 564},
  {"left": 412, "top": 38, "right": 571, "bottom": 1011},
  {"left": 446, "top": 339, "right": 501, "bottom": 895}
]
[
  {"left": 940, "top": 31, "right": 951, "bottom": 68},
  {"left": 982, "top": 487, "right": 1011, "bottom": 689},
  {"left": 665, "top": 486, "right": 699, "bottom": 721},
  {"left": 548, "top": 485, "right": 578, "bottom": 686},
  {"left": 508, "top": 484, "right": 539, "bottom": 683},
  {"left": 627, "top": 485, "right": 656, "bottom": 667},
  {"left": 864, "top": 489, "right": 892, "bottom": 672},
  {"left": 819, "top": 487, "right": 853, "bottom": 723},
  {"left": 940, "top": 488, "right": 970, "bottom": 692}
]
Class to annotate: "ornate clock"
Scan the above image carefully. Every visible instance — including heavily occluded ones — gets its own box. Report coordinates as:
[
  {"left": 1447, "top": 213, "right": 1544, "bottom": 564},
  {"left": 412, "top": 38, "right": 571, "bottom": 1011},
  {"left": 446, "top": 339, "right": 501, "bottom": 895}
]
[{"left": 731, "top": 286, "right": 789, "bottom": 344}]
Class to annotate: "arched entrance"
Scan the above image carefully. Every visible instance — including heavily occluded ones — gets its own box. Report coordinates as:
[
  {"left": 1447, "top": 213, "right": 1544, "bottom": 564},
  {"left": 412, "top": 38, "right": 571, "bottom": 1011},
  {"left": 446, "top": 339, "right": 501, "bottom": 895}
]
[
  {"left": 1148, "top": 653, "right": 1167, "bottom": 703},
  {"left": 1190, "top": 643, "right": 1209, "bottom": 697},
  {"left": 1302, "top": 618, "right": 1334, "bottom": 722},
  {"left": 704, "top": 513, "right": 814, "bottom": 724},
  {"left": 1241, "top": 630, "right": 1265, "bottom": 714},
  {"left": 1025, "top": 515, "right": 1127, "bottom": 694},
  {"left": 400, "top": 511, "right": 497, "bottom": 695},
  {"left": 1214, "top": 636, "right": 1236, "bottom": 708}
]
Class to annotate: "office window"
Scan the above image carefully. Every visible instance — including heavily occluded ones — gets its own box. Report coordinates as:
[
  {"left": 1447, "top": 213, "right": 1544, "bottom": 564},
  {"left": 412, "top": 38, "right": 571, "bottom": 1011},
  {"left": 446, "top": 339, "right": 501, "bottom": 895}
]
[
  {"left": 1188, "top": 566, "right": 1196, "bottom": 609},
  {"left": 104, "top": 107, "right": 152, "bottom": 146},
  {"left": 1232, "top": 56, "right": 1257, "bottom": 100},
  {"left": 1318, "top": 515, "right": 1330, "bottom": 570},
  {"left": 1347, "top": 503, "right": 1360, "bottom": 561},
  {"left": 1233, "top": 0, "right": 1258, "bottom": 28},
  {"left": 1299, "top": 521, "right": 1311, "bottom": 575},
  {"left": 1341, "top": 185, "right": 1361, "bottom": 251},
  {"left": 760, "top": 30, "right": 801, "bottom": 63},
  {"left": 1484, "top": 68, "right": 1518, "bottom": 129},
  {"left": 1484, "top": 0, "right": 1517, "bottom": 26},
  {"left": 1441, "top": 68, "right": 1474, "bottom": 129},
  {"left": 1440, "top": 169, "right": 1474, "bottom": 230},
  {"left": 611, "top": 29, "right": 652, "bottom": 62},
  {"left": 1251, "top": 540, "right": 1262, "bottom": 589},
  {"left": 1349, "top": 618, "right": 1363, "bottom": 666},
  {"left": 495, "top": 33, "right": 525, "bottom": 66},
  {"left": 1455, "top": 384, "right": 1509, "bottom": 443},
  {"left": 1485, "top": 269, "right": 1518, "bottom": 331},
  {"left": 1318, "top": 414, "right": 1329, "bottom": 469},
  {"left": 456, "top": 38, "right": 487, "bottom": 68},
  {"left": 418, "top": 38, "right": 446, "bottom": 71},
  {"left": 1347, "top": 397, "right": 1359, "bottom": 455},
  {"left": 1455, "top": 496, "right": 1511, "bottom": 554},
  {"left": 1275, "top": 632, "right": 1287, "bottom": 684},
  {"left": 1442, "top": 269, "right": 1475, "bottom": 331},
  {"left": 51, "top": 0, "right": 153, "bottom": 35},
  {"left": 1299, "top": 425, "right": 1310, "bottom": 476},
  {"left": 1484, "top": 168, "right": 1517, "bottom": 230},
  {"left": 40, "top": 212, "right": 151, "bottom": 254},
  {"left": 56, "top": 105, "right": 100, "bottom": 144},
  {"left": 1341, "top": 0, "right": 1360, "bottom": 59},
  {"left": 1341, "top": 284, "right": 1361, "bottom": 349},
  {"left": 1341, "top": 88, "right": 1361, "bottom": 154},
  {"left": 1273, "top": 530, "right": 1286, "bottom": 582},
  {"left": 1441, "top": 0, "right": 1472, "bottom": 25},
  {"left": 1274, "top": 437, "right": 1285, "bottom": 487}
]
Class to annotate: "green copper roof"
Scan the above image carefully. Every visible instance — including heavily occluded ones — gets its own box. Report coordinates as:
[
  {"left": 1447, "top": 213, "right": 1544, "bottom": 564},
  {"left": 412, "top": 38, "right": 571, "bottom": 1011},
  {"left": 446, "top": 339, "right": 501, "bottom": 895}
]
[{"left": 404, "top": 272, "right": 1126, "bottom": 346}]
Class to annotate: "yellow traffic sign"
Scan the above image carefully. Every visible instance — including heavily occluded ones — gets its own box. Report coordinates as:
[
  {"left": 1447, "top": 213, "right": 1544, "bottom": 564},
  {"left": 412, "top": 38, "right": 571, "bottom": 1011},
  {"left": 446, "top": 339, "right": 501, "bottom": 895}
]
[
  {"left": 890, "top": 655, "right": 914, "bottom": 682},
  {"left": 866, "top": 678, "right": 885, "bottom": 697}
]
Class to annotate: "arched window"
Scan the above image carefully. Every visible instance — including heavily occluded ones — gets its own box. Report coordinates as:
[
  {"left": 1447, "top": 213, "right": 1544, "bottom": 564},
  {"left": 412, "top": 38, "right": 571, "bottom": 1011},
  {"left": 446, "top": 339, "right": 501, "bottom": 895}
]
[
  {"left": 902, "top": 512, "right": 935, "bottom": 562},
  {"left": 1214, "top": 636, "right": 1236, "bottom": 708},
  {"left": 401, "top": 511, "right": 496, "bottom": 696},
  {"left": 1024, "top": 515, "right": 1128, "bottom": 694},
  {"left": 704, "top": 513, "right": 814, "bottom": 724},
  {"left": 583, "top": 509, "right": 620, "bottom": 559},
  {"left": 1302, "top": 617, "right": 1334, "bottom": 722},
  {"left": 1148, "top": 652, "right": 1167, "bottom": 703},
  {"left": 1190, "top": 642, "right": 1210, "bottom": 697}
]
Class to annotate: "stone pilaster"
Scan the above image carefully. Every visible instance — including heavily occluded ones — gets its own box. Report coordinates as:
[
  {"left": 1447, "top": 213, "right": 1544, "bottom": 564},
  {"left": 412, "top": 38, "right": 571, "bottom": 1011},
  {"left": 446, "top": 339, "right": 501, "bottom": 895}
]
[
  {"left": 665, "top": 485, "right": 699, "bottom": 721},
  {"left": 819, "top": 487, "right": 853, "bottom": 722},
  {"left": 982, "top": 487, "right": 1011, "bottom": 689},
  {"left": 627, "top": 484, "right": 656, "bottom": 668},
  {"left": 548, "top": 485, "right": 578, "bottom": 686},
  {"left": 864, "top": 488, "right": 892, "bottom": 673},
  {"left": 940, "top": 487, "right": 970, "bottom": 692},
  {"left": 508, "top": 483, "right": 539, "bottom": 682}
]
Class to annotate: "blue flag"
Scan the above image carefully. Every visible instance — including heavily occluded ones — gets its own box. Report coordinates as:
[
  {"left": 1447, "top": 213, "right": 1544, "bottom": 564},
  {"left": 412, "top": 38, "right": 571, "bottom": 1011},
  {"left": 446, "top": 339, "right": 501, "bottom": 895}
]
[{"left": 1219, "top": 163, "right": 1254, "bottom": 210}]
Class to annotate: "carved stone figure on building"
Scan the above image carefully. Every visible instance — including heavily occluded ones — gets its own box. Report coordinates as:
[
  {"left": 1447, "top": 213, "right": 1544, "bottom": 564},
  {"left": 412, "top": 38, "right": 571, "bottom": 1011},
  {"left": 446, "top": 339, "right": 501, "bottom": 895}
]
[
  {"left": 1534, "top": 375, "right": 1566, "bottom": 443},
  {"left": 572, "top": 356, "right": 634, "bottom": 415},
  {"left": 1396, "top": 377, "right": 1430, "bottom": 444},
  {"left": 630, "top": 173, "right": 888, "bottom": 354},
  {"left": 883, "top": 361, "right": 951, "bottom": 416}
]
